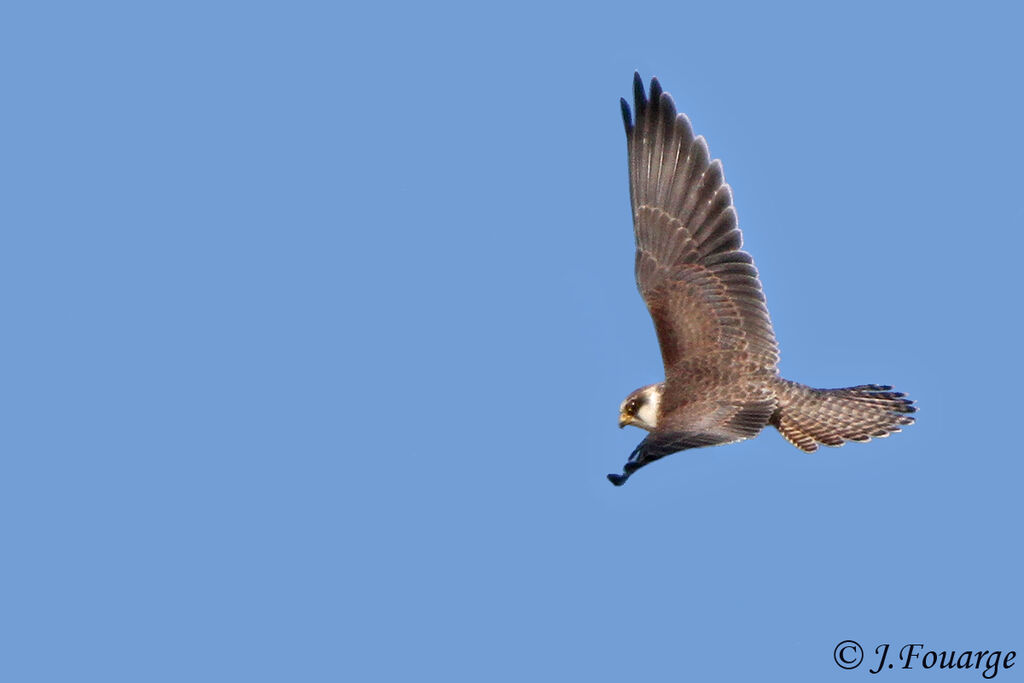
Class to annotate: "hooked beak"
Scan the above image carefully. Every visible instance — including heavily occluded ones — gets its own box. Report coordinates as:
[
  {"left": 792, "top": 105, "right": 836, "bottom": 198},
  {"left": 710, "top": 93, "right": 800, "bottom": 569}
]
[{"left": 618, "top": 414, "right": 630, "bottom": 429}]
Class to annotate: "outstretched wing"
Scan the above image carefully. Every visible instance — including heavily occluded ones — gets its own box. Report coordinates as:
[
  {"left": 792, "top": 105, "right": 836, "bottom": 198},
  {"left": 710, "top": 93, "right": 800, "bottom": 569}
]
[{"left": 621, "top": 74, "right": 779, "bottom": 378}]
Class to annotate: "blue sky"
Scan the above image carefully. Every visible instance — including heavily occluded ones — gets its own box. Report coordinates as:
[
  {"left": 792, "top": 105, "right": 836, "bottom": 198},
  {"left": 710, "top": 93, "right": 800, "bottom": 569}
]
[{"left": 3, "top": 1, "right": 1023, "bottom": 681}]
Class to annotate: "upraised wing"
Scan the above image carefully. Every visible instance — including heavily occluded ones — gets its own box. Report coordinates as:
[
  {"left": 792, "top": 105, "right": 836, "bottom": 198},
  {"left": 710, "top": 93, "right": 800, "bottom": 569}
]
[{"left": 622, "top": 74, "right": 779, "bottom": 378}]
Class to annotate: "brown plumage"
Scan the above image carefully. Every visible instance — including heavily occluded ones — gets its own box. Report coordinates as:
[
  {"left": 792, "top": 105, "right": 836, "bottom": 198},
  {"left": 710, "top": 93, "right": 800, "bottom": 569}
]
[{"left": 609, "top": 74, "right": 915, "bottom": 486}]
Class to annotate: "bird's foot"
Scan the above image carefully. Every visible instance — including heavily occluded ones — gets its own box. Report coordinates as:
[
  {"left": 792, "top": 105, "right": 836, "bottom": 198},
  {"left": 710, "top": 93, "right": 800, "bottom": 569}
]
[
  {"left": 608, "top": 461, "right": 641, "bottom": 486},
  {"left": 607, "top": 472, "right": 630, "bottom": 486}
]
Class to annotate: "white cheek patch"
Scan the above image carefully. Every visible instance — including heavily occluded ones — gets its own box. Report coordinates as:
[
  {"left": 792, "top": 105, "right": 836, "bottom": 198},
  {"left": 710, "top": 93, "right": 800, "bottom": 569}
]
[{"left": 637, "top": 390, "right": 661, "bottom": 428}]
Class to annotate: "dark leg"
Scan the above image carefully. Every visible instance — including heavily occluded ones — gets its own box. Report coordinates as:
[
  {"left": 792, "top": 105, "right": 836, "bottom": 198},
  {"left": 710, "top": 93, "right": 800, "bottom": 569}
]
[{"left": 606, "top": 446, "right": 645, "bottom": 487}]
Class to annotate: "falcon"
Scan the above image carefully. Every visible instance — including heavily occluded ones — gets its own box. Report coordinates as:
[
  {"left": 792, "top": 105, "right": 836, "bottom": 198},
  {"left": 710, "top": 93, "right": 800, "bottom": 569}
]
[{"left": 609, "top": 74, "right": 916, "bottom": 486}]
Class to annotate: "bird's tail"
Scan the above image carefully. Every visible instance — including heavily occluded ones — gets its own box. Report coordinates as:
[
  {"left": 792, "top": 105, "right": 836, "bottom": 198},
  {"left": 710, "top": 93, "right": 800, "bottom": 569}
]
[{"left": 770, "top": 378, "right": 916, "bottom": 453}]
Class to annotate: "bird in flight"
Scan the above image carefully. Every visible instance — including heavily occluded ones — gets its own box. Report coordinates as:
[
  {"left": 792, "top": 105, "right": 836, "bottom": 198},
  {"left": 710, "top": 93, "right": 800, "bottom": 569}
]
[{"left": 609, "top": 74, "right": 915, "bottom": 486}]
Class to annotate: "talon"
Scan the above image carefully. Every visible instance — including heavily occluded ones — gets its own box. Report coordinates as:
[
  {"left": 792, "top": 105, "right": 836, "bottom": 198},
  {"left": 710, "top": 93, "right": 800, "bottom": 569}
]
[{"left": 607, "top": 472, "right": 629, "bottom": 486}]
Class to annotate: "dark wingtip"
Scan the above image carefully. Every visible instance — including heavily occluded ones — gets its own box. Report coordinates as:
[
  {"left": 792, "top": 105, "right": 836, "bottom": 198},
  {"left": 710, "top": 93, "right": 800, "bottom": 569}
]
[
  {"left": 659, "top": 89, "right": 677, "bottom": 126},
  {"left": 649, "top": 76, "right": 663, "bottom": 105},
  {"left": 632, "top": 72, "right": 646, "bottom": 114},
  {"left": 620, "top": 97, "right": 633, "bottom": 133},
  {"left": 607, "top": 473, "right": 628, "bottom": 487}
]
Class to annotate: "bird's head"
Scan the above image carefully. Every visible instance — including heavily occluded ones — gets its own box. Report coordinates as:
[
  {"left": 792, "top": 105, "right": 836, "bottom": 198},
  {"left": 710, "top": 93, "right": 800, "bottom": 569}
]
[{"left": 618, "top": 383, "right": 664, "bottom": 431}]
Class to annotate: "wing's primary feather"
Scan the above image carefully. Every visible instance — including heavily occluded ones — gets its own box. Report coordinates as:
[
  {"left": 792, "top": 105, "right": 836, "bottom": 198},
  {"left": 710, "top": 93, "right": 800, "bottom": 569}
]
[{"left": 624, "top": 73, "right": 779, "bottom": 378}]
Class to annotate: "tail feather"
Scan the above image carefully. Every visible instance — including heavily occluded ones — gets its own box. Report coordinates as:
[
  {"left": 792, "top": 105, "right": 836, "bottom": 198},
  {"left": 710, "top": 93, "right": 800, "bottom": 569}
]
[{"left": 770, "top": 379, "right": 916, "bottom": 453}]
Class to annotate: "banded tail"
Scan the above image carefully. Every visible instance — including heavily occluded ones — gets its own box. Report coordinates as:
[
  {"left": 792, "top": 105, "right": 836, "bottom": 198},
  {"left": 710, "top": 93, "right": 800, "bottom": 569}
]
[{"left": 770, "top": 379, "right": 916, "bottom": 452}]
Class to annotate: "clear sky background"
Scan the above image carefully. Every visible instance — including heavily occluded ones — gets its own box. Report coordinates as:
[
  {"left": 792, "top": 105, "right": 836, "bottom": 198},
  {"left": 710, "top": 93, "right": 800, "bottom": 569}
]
[{"left": 3, "top": 2, "right": 1022, "bottom": 681}]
